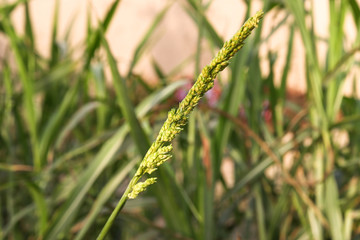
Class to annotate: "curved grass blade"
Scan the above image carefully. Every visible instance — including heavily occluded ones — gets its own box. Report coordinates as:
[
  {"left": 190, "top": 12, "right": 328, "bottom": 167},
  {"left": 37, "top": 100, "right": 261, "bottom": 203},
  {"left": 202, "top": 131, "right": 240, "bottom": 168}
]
[
  {"left": 126, "top": 3, "right": 171, "bottom": 78},
  {"left": 74, "top": 158, "right": 138, "bottom": 240},
  {"left": 44, "top": 80, "right": 187, "bottom": 239},
  {"left": 101, "top": 33, "right": 150, "bottom": 155},
  {"left": 55, "top": 102, "right": 100, "bottom": 148},
  {"left": 43, "top": 126, "right": 129, "bottom": 240}
]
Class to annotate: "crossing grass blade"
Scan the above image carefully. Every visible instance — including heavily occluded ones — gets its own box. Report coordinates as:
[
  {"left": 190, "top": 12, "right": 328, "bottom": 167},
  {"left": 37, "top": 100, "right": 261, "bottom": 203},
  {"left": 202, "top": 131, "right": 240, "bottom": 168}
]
[
  {"left": 101, "top": 32, "right": 150, "bottom": 155},
  {"left": 49, "top": 0, "right": 60, "bottom": 67},
  {"left": 84, "top": 0, "right": 123, "bottom": 69},
  {"left": 126, "top": 3, "right": 171, "bottom": 78},
  {"left": 23, "top": 181, "right": 48, "bottom": 237},
  {"left": 24, "top": 1, "right": 35, "bottom": 48},
  {"left": 55, "top": 102, "right": 100, "bottom": 147},
  {"left": 325, "top": 176, "right": 345, "bottom": 240},
  {"left": 1, "top": 16, "right": 40, "bottom": 169},
  {"left": 183, "top": 0, "right": 223, "bottom": 48},
  {"left": 91, "top": 63, "right": 111, "bottom": 133}
]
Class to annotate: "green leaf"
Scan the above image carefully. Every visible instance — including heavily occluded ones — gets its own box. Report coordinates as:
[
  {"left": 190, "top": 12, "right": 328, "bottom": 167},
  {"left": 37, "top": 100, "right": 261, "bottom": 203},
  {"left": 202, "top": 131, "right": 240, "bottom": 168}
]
[
  {"left": 101, "top": 33, "right": 150, "bottom": 155},
  {"left": 43, "top": 126, "right": 129, "bottom": 240},
  {"left": 74, "top": 159, "right": 138, "bottom": 240},
  {"left": 127, "top": 3, "right": 171, "bottom": 78},
  {"left": 325, "top": 176, "right": 344, "bottom": 240}
]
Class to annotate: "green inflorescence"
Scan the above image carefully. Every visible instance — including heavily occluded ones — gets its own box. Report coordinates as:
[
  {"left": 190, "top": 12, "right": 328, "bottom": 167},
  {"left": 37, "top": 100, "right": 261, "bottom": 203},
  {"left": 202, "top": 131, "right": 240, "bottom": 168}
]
[
  {"left": 128, "top": 10, "right": 264, "bottom": 199},
  {"left": 128, "top": 178, "right": 157, "bottom": 199}
]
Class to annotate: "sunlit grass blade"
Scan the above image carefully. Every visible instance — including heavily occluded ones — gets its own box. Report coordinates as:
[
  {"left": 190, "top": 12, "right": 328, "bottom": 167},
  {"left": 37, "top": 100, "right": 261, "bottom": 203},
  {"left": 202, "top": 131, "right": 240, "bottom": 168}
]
[
  {"left": 268, "top": 185, "right": 291, "bottom": 239},
  {"left": 183, "top": 0, "right": 223, "bottom": 48},
  {"left": 84, "top": 0, "right": 122, "bottom": 69},
  {"left": 55, "top": 102, "right": 100, "bottom": 147},
  {"left": 24, "top": 181, "right": 48, "bottom": 237},
  {"left": 285, "top": 0, "right": 325, "bottom": 120},
  {"left": 325, "top": 176, "right": 345, "bottom": 240},
  {"left": 49, "top": 0, "right": 60, "bottom": 66},
  {"left": 135, "top": 80, "right": 187, "bottom": 117},
  {"left": 126, "top": 3, "right": 171, "bottom": 78},
  {"left": 274, "top": 25, "right": 294, "bottom": 136},
  {"left": 38, "top": 0, "right": 123, "bottom": 172},
  {"left": 24, "top": 1, "right": 35, "bottom": 48},
  {"left": 326, "top": 0, "right": 347, "bottom": 120},
  {"left": 213, "top": 4, "right": 264, "bottom": 179},
  {"left": 348, "top": 0, "right": 360, "bottom": 27},
  {"left": 1, "top": 16, "right": 40, "bottom": 169},
  {"left": 101, "top": 33, "right": 150, "bottom": 155},
  {"left": 0, "top": 63, "right": 12, "bottom": 127},
  {"left": 254, "top": 184, "right": 267, "bottom": 240},
  {"left": 343, "top": 178, "right": 358, "bottom": 240},
  {"left": 91, "top": 63, "right": 110, "bottom": 133},
  {"left": 0, "top": 0, "right": 26, "bottom": 20},
  {"left": 197, "top": 110, "right": 214, "bottom": 239},
  {"left": 151, "top": 58, "right": 166, "bottom": 85},
  {"left": 212, "top": 46, "right": 250, "bottom": 179},
  {"left": 292, "top": 192, "right": 312, "bottom": 236}
]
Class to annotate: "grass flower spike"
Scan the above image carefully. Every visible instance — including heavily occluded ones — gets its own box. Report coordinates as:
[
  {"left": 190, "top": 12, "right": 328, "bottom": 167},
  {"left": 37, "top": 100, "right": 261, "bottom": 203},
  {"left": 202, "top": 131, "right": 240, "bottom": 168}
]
[
  {"left": 127, "top": 178, "right": 157, "bottom": 199},
  {"left": 129, "top": 10, "right": 264, "bottom": 196},
  {"left": 97, "top": 10, "right": 263, "bottom": 239}
]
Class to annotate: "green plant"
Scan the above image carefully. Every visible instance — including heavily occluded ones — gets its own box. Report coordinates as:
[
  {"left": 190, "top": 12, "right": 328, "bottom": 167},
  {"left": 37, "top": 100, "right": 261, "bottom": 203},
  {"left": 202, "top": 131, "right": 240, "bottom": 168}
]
[
  {"left": 1, "top": 0, "right": 360, "bottom": 239},
  {"left": 97, "top": 10, "right": 264, "bottom": 240}
]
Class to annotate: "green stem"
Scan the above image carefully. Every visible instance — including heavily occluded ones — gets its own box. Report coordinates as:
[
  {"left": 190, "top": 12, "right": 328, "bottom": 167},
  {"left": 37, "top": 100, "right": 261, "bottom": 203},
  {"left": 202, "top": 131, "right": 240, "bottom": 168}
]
[{"left": 96, "top": 176, "right": 139, "bottom": 240}]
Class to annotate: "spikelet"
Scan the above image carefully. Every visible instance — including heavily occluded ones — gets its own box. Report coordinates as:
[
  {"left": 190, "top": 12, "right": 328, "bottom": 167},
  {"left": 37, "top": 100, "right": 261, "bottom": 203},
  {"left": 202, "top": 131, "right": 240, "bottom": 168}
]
[{"left": 128, "top": 10, "right": 264, "bottom": 199}]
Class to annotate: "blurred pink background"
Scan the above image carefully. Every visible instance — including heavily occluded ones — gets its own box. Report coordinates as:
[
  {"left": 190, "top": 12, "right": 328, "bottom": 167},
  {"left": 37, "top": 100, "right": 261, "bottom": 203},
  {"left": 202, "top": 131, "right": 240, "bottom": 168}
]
[{"left": 7, "top": 0, "right": 360, "bottom": 95}]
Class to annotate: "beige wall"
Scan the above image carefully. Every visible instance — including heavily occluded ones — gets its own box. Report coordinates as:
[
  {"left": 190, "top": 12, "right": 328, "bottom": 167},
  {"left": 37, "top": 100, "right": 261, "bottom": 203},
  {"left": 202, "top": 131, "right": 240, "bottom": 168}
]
[{"left": 8, "top": 0, "right": 360, "bottom": 95}]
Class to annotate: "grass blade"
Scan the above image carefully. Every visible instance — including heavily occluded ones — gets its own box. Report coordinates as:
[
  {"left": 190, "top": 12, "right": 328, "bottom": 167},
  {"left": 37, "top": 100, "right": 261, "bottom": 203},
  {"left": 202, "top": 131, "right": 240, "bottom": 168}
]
[
  {"left": 101, "top": 33, "right": 150, "bottom": 155},
  {"left": 127, "top": 3, "right": 171, "bottom": 78},
  {"left": 325, "top": 176, "right": 344, "bottom": 240},
  {"left": 43, "top": 126, "right": 129, "bottom": 239},
  {"left": 74, "top": 159, "right": 138, "bottom": 240},
  {"left": 2, "top": 16, "right": 40, "bottom": 169}
]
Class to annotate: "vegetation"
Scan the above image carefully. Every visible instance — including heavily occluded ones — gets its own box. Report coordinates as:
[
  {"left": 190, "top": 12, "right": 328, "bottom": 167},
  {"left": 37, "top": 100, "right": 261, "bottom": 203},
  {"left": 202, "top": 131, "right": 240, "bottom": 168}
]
[{"left": 0, "top": 0, "right": 359, "bottom": 239}]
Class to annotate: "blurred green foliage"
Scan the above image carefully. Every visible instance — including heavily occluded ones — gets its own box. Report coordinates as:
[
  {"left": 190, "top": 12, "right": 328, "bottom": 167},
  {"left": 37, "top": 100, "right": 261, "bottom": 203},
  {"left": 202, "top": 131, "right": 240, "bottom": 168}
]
[{"left": 0, "top": 0, "right": 360, "bottom": 239}]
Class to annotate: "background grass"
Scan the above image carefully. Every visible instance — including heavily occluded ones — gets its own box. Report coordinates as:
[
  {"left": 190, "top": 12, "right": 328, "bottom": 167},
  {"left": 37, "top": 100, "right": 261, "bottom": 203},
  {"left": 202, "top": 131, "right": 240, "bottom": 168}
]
[{"left": 1, "top": 0, "right": 360, "bottom": 239}]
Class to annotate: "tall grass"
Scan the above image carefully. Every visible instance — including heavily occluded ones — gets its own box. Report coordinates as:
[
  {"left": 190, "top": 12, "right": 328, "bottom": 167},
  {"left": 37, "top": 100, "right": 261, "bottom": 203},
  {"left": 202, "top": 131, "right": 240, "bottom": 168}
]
[{"left": 0, "top": 0, "right": 360, "bottom": 240}]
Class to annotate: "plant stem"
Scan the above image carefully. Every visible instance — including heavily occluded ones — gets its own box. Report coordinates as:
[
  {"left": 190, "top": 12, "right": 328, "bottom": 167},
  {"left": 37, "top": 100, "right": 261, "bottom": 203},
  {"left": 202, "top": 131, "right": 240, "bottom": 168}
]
[{"left": 96, "top": 176, "right": 139, "bottom": 240}]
